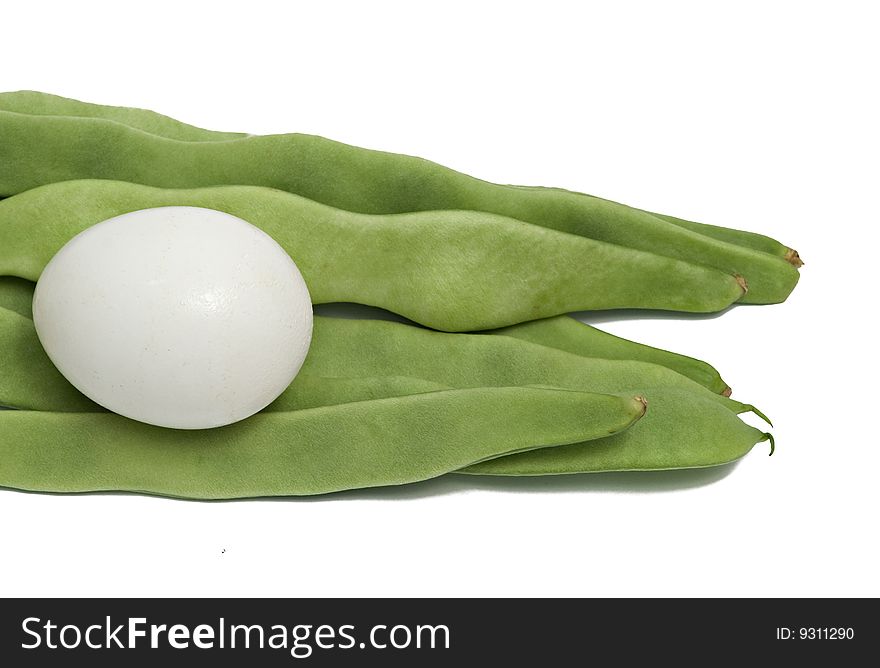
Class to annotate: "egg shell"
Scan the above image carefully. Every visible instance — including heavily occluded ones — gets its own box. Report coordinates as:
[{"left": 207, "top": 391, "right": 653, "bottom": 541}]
[{"left": 33, "top": 206, "right": 313, "bottom": 429}]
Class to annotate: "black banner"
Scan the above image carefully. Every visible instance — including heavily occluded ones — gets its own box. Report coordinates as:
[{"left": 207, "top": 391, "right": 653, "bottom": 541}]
[{"left": 0, "top": 598, "right": 870, "bottom": 665}]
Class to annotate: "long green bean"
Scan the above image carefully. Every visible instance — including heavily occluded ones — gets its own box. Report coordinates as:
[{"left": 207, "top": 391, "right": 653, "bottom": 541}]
[
  {"left": 0, "top": 102, "right": 800, "bottom": 304},
  {"left": 0, "top": 180, "right": 746, "bottom": 330},
  {"left": 0, "top": 388, "right": 646, "bottom": 498},
  {"left": 0, "top": 91, "right": 802, "bottom": 269},
  {"left": 0, "top": 305, "right": 770, "bottom": 476},
  {"left": 489, "top": 315, "right": 730, "bottom": 395},
  {"left": 0, "top": 90, "right": 244, "bottom": 142}
]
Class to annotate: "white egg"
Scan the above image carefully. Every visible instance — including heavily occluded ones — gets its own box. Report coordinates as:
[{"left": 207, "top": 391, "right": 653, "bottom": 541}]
[{"left": 33, "top": 206, "right": 313, "bottom": 429}]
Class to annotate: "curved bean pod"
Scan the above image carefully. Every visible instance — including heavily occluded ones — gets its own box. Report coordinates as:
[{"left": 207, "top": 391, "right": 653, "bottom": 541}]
[
  {"left": 0, "top": 107, "right": 799, "bottom": 304},
  {"left": 515, "top": 183, "right": 801, "bottom": 266},
  {"left": 0, "top": 297, "right": 453, "bottom": 412},
  {"left": 303, "top": 317, "right": 735, "bottom": 407},
  {"left": 0, "top": 298, "right": 756, "bottom": 418},
  {"left": 0, "top": 388, "right": 646, "bottom": 499},
  {"left": 0, "top": 277, "right": 730, "bottom": 395},
  {"left": 0, "top": 91, "right": 803, "bottom": 271},
  {"left": 0, "top": 304, "right": 448, "bottom": 412},
  {"left": 488, "top": 315, "right": 731, "bottom": 395},
  {"left": 515, "top": 184, "right": 800, "bottom": 265},
  {"left": 0, "top": 180, "right": 746, "bottom": 330},
  {"left": 461, "top": 389, "right": 771, "bottom": 475},
  {"left": 302, "top": 316, "right": 773, "bottom": 426},
  {"left": 0, "top": 305, "right": 770, "bottom": 474},
  {"left": 644, "top": 210, "right": 803, "bottom": 266},
  {"left": 1, "top": 304, "right": 727, "bottom": 413},
  {"left": 0, "top": 90, "right": 245, "bottom": 142},
  {"left": 0, "top": 304, "right": 765, "bottom": 420}
]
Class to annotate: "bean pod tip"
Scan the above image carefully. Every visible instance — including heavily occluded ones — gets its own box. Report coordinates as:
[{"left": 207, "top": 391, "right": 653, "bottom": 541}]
[
  {"left": 784, "top": 248, "right": 804, "bottom": 268},
  {"left": 740, "top": 404, "right": 773, "bottom": 427}
]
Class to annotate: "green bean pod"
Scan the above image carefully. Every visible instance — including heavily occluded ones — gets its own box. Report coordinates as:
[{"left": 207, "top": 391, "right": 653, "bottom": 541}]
[
  {"left": 301, "top": 318, "right": 736, "bottom": 407},
  {"left": 0, "top": 276, "right": 731, "bottom": 395},
  {"left": 0, "top": 104, "right": 799, "bottom": 304},
  {"left": 461, "top": 388, "right": 772, "bottom": 475},
  {"left": 304, "top": 316, "right": 771, "bottom": 427},
  {"left": 0, "top": 90, "right": 245, "bottom": 142},
  {"left": 0, "top": 276, "right": 33, "bottom": 319},
  {"left": 303, "top": 315, "right": 773, "bottom": 425},
  {"left": 1, "top": 304, "right": 732, "bottom": 413},
  {"left": 644, "top": 210, "right": 803, "bottom": 266},
  {"left": 0, "top": 306, "right": 100, "bottom": 411},
  {"left": 0, "top": 180, "right": 747, "bottom": 330},
  {"left": 0, "top": 305, "right": 770, "bottom": 475},
  {"left": 0, "top": 303, "right": 768, "bottom": 421},
  {"left": 0, "top": 91, "right": 803, "bottom": 271},
  {"left": 488, "top": 315, "right": 731, "bottom": 395},
  {"left": 0, "top": 303, "right": 450, "bottom": 413},
  {"left": 0, "top": 388, "right": 646, "bottom": 499}
]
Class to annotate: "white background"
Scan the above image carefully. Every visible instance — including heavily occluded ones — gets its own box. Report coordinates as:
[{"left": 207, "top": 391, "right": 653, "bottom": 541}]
[{"left": 1, "top": 0, "right": 877, "bottom": 597}]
